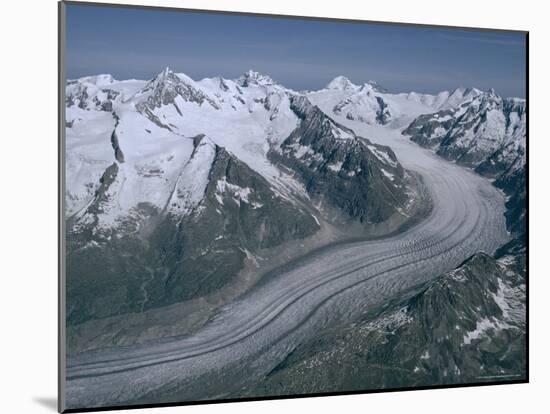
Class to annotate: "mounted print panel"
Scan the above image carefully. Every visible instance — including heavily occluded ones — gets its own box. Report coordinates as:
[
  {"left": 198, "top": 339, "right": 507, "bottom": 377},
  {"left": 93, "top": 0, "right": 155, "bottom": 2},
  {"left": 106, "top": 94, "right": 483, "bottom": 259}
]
[{"left": 59, "top": 1, "right": 528, "bottom": 411}]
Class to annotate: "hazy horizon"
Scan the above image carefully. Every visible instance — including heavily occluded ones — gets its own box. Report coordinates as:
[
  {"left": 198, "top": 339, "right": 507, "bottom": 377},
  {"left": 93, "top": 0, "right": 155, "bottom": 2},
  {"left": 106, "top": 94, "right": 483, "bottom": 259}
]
[{"left": 66, "top": 3, "right": 527, "bottom": 98}]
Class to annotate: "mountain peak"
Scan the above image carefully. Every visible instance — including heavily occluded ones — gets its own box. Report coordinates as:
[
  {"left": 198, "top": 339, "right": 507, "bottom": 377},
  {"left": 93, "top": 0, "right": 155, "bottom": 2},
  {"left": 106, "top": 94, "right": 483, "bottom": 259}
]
[
  {"left": 326, "top": 76, "right": 358, "bottom": 91},
  {"left": 237, "top": 70, "right": 276, "bottom": 87},
  {"left": 449, "top": 86, "right": 482, "bottom": 98},
  {"left": 473, "top": 88, "right": 500, "bottom": 105},
  {"left": 450, "top": 86, "right": 466, "bottom": 95},
  {"left": 365, "top": 80, "right": 388, "bottom": 93},
  {"left": 142, "top": 67, "right": 202, "bottom": 95},
  {"left": 76, "top": 73, "right": 116, "bottom": 86},
  {"left": 463, "top": 87, "right": 483, "bottom": 98},
  {"left": 130, "top": 67, "right": 220, "bottom": 110},
  {"left": 153, "top": 66, "right": 178, "bottom": 82},
  {"left": 244, "top": 69, "right": 261, "bottom": 78},
  {"left": 143, "top": 67, "right": 180, "bottom": 90}
]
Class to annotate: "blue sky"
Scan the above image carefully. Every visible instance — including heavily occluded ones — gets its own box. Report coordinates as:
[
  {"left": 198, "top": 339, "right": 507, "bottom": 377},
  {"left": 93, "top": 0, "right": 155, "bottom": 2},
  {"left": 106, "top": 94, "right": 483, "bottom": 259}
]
[{"left": 65, "top": 3, "right": 527, "bottom": 97}]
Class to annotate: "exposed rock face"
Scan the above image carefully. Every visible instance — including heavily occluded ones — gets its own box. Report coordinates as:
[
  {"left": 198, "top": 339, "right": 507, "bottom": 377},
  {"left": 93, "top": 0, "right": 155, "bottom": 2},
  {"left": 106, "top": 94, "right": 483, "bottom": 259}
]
[
  {"left": 404, "top": 90, "right": 525, "bottom": 171},
  {"left": 332, "top": 86, "right": 392, "bottom": 125},
  {"left": 403, "top": 109, "right": 457, "bottom": 149},
  {"left": 77, "top": 163, "right": 120, "bottom": 228},
  {"left": 243, "top": 253, "right": 526, "bottom": 396},
  {"left": 313, "top": 80, "right": 482, "bottom": 128},
  {"left": 270, "top": 95, "right": 409, "bottom": 223},
  {"left": 133, "top": 67, "right": 220, "bottom": 117},
  {"left": 236, "top": 69, "right": 277, "bottom": 87},
  {"left": 495, "top": 165, "right": 527, "bottom": 257},
  {"left": 325, "top": 75, "right": 359, "bottom": 92},
  {"left": 404, "top": 90, "right": 527, "bottom": 251},
  {"left": 66, "top": 83, "right": 120, "bottom": 111},
  {"left": 109, "top": 113, "right": 125, "bottom": 163},
  {"left": 375, "top": 96, "right": 391, "bottom": 124},
  {"left": 66, "top": 136, "right": 319, "bottom": 326}
]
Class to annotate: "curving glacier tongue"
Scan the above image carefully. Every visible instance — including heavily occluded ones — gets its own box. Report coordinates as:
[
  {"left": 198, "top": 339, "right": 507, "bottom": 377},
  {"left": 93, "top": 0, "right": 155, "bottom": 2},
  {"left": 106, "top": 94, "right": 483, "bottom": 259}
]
[{"left": 62, "top": 67, "right": 527, "bottom": 408}]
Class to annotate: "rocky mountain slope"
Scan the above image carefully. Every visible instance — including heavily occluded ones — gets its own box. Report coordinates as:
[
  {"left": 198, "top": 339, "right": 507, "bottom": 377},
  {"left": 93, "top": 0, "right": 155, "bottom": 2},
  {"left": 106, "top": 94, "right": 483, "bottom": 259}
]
[
  {"left": 270, "top": 95, "right": 410, "bottom": 224},
  {"left": 403, "top": 90, "right": 527, "bottom": 252},
  {"left": 306, "top": 77, "right": 526, "bottom": 255},
  {"left": 243, "top": 252, "right": 526, "bottom": 396},
  {"left": 308, "top": 77, "right": 482, "bottom": 128},
  {"left": 67, "top": 135, "right": 320, "bottom": 325},
  {"left": 403, "top": 89, "right": 525, "bottom": 172}
]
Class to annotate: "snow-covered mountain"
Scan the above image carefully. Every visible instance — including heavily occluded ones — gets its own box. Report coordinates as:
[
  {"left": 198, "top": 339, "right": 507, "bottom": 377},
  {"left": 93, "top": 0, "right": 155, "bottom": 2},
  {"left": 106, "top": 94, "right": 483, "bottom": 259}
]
[
  {"left": 65, "top": 67, "right": 526, "bottom": 325},
  {"left": 67, "top": 68, "right": 295, "bottom": 227},
  {"left": 403, "top": 89, "right": 525, "bottom": 172},
  {"left": 307, "top": 76, "right": 482, "bottom": 128},
  {"left": 302, "top": 75, "right": 526, "bottom": 247},
  {"left": 65, "top": 68, "right": 421, "bottom": 324},
  {"left": 270, "top": 95, "right": 410, "bottom": 223},
  {"left": 66, "top": 68, "right": 418, "bottom": 233},
  {"left": 402, "top": 89, "right": 527, "bottom": 252}
]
